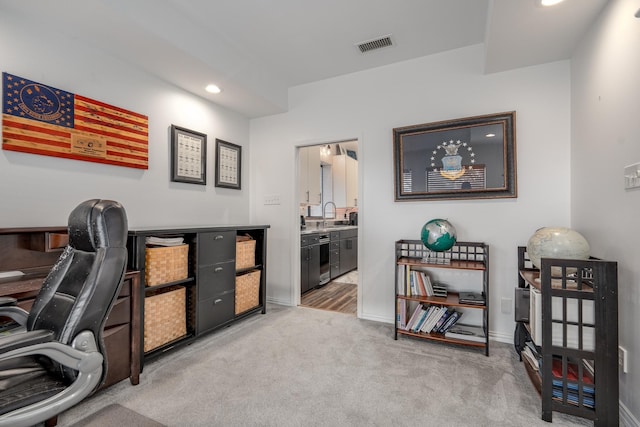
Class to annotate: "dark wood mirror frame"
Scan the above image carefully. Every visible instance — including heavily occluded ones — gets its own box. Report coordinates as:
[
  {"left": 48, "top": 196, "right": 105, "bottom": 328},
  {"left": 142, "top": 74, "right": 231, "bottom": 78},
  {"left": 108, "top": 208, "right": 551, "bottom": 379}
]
[{"left": 393, "top": 111, "right": 517, "bottom": 201}]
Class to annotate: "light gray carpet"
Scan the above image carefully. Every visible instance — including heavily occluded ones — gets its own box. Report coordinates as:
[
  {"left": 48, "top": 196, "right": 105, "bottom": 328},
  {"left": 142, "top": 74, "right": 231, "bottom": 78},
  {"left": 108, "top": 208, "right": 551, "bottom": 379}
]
[
  {"left": 68, "top": 403, "right": 165, "bottom": 426},
  {"left": 59, "top": 304, "right": 590, "bottom": 427}
]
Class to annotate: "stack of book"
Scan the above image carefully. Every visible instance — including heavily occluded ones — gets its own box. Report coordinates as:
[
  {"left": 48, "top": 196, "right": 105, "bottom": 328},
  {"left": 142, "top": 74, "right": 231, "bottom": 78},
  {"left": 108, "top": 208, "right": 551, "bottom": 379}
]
[
  {"left": 432, "top": 282, "right": 448, "bottom": 298},
  {"left": 444, "top": 324, "right": 486, "bottom": 343},
  {"left": 402, "top": 303, "right": 462, "bottom": 335},
  {"left": 145, "top": 236, "right": 185, "bottom": 247},
  {"left": 550, "top": 358, "right": 595, "bottom": 409},
  {"left": 458, "top": 291, "right": 485, "bottom": 305}
]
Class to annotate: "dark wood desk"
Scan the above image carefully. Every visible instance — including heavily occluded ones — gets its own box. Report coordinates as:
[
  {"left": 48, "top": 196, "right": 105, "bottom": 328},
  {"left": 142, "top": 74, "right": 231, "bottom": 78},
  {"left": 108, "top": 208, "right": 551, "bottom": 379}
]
[{"left": 0, "top": 226, "right": 141, "bottom": 389}]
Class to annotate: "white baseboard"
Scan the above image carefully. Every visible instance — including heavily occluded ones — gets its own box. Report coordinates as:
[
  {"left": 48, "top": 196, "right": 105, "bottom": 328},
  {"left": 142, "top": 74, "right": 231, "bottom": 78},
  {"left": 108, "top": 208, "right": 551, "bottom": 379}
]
[
  {"left": 621, "top": 401, "right": 640, "bottom": 427},
  {"left": 266, "top": 296, "right": 293, "bottom": 306}
]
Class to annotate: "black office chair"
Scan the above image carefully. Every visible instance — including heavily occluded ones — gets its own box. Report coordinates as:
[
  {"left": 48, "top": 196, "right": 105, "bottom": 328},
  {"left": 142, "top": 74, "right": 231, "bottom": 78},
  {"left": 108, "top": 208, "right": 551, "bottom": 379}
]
[{"left": 0, "top": 199, "right": 128, "bottom": 427}]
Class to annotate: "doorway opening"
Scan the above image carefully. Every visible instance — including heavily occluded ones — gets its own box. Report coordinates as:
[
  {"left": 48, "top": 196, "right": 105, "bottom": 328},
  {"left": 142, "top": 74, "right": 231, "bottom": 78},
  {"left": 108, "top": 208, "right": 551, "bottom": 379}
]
[{"left": 298, "top": 140, "right": 359, "bottom": 315}]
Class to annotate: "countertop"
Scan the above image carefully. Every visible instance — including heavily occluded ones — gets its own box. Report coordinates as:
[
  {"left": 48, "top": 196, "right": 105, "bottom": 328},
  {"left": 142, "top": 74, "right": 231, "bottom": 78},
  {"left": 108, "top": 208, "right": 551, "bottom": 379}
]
[{"left": 300, "top": 225, "right": 357, "bottom": 235}]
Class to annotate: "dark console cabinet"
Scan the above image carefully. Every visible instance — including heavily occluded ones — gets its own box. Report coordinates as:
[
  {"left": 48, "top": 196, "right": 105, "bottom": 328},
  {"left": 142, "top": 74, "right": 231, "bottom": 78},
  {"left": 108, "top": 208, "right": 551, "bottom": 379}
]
[{"left": 127, "top": 225, "right": 269, "bottom": 366}]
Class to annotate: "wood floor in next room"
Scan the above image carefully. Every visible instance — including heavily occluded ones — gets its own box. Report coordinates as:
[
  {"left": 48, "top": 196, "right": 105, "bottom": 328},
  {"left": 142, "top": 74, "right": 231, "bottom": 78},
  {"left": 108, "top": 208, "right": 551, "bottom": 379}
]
[{"left": 300, "top": 270, "right": 357, "bottom": 315}]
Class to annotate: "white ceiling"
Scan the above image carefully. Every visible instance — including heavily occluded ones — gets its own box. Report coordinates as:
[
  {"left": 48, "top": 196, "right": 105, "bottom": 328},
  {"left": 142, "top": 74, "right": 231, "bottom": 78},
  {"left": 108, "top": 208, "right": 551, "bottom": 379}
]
[{"left": 1, "top": 0, "right": 608, "bottom": 118}]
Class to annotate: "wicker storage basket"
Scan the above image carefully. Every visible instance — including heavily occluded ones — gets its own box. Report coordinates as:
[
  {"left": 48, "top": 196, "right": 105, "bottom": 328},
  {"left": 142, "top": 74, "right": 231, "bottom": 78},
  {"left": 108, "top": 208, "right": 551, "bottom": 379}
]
[
  {"left": 235, "top": 270, "right": 261, "bottom": 314},
  {"left": 145, "top": 244, "right": 188, "bottom": 286},
  {"left": 236, "top": 235, "right": 256, "bottom": 270},
  {"left": 144, "top": 286, "right": 186, "bottom": 352}
]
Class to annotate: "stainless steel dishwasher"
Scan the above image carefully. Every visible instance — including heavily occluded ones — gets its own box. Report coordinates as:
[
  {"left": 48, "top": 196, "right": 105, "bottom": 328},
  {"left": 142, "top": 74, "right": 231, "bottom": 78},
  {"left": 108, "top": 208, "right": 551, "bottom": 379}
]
[{"left": 318, "top": 232, "right": 330, "bottom": 285}]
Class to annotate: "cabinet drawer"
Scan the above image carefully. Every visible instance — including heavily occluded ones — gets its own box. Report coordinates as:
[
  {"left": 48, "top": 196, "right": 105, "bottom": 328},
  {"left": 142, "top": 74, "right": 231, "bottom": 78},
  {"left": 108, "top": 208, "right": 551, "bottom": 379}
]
[
  {"left": 330, "top": 241, "right": 340, "bottom": 250},
  {"left": 301, "top": 235, "right": 309, "bottom": 246},
  {"left": 105, "top": 296, "right": 131, "bottom": 328},
  {"left": 198, "top": 261, "right": 235, "bottom": 300},
  {"left": 197, "top": 290, "right": 235, "bottom": 333},
  {"left": 330, "top": 249, "right": 340, "bottom": 264},
  {"left": 118, "top": 279, "right": 130, "bottom": 298},
  {"left": 340, "top": 229, "right": 357, "bottom": 239},
  {"left": 198, "top": 231, "right": 236, "bottom": 265},
  {"left": 101, "top": 323, "right": 131, "bottom": 389},
  {"left": 330, "top": 231, "right": 340, "bottom": 241},
  {"left": 307, "top": 234, "right": 319, "bottom": 245}
]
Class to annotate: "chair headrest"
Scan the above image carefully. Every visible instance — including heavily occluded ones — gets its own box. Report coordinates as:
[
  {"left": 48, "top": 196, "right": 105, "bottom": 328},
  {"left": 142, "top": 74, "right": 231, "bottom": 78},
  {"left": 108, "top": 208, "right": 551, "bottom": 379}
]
[{"left": 68, "top": 199, "right": 128, "bottom": 252}]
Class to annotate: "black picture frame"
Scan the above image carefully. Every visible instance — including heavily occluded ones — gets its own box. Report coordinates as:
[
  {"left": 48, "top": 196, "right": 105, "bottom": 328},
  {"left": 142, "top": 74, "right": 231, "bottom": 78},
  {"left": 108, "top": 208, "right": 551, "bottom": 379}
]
[
  {"left": 215, "top": 139, "right": 242, "bottom": 189},
  {"left": 393, "top": 111, "right": 517, "bottom": 201},
  {"left": 170, "top": 125, "right": 207, "bottom": 185}
]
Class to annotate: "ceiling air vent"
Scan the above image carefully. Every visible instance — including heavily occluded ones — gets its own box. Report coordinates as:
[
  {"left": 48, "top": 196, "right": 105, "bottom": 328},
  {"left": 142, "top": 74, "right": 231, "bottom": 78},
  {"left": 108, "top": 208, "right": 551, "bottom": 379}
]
[{"left": 356, "top": 35, "right": 393, "bottom": 53}]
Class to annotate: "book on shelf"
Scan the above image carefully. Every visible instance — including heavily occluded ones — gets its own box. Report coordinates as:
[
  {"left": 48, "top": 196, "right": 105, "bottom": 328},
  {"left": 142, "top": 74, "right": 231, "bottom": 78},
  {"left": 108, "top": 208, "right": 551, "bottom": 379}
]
[
  {"left": 421, "top": 272, "right": 434, "bottom": 296},
  {"left": 415, "top": 271, "right": 427, "bottom": 296},
  {"left": 552, "top": 389, "right": 595, "bottom": 409},
  {"left": 405, "top": 303, "right": 424, "bottom": 331},
  {"left": 432, "top": 307, "right": 454, "bottom": 333},
  {"left": 436, "top": 310, "right": 462, "bottom": 334},
  {"left": 406, "top": 303, "right": 433, "bottom": 331},
  {"left": 396, "top": 298, "right": 408, "bottom": 329},
  {"left": 550, "top": 357, "right": 595, "bottom": 396},
  {"left": 444, "top": 323, "right": 486, "bottom": 343},
  {"left": 421, "top": 306, "right": 446, "bottom": 333},
  {"left": 458, "top": 291, "right": 485, "bottom": 305},
  {"left": 412, "top": 306, "right": 432, "bottom": 332},
  {"left": 397, "top": 265, "right": 405, "bottom": 296},
  {"left": 521, "top": 346, "right": 540, "bottom": 371}
]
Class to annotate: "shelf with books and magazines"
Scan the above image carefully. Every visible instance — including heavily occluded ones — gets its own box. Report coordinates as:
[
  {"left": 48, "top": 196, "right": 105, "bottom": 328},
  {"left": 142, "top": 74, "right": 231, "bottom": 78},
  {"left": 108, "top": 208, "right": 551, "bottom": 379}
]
[
  {"left": 515, "top": 246, "right": 618, "bottom": 426},
  {"left": 394, "top": 240, "right": 489, "bottom": 356}
]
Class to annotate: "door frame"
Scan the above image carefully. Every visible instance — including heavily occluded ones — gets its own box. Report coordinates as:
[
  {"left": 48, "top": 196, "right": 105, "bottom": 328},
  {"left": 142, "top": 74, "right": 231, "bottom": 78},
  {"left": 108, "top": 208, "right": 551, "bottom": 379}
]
[{"left": 293, "top": 137, "right": 361, "bottom": 317}]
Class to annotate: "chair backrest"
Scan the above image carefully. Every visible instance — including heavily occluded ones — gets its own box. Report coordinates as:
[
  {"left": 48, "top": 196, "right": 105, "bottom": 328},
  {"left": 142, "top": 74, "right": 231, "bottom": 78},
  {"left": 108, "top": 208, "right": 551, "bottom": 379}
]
[{"left": 26, "top": 199, "right": 128, "bottom": 382}]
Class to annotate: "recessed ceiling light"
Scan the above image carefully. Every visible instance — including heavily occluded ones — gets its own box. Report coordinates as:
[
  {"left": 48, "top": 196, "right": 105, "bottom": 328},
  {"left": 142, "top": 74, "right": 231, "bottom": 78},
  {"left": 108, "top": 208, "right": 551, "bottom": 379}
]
[
  {"left": 205, "top": 84, "right": 221, "bottom": 94},
  {"left": 485, "top": 133, "right": 496, "bottom": 138}
]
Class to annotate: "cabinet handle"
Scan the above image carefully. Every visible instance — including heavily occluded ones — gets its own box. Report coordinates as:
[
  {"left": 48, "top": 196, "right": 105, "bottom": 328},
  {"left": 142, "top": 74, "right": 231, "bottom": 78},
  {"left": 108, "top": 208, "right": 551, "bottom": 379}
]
[
  {"left": 214, "top": 235, "right": 224, "bottom": 240},
  {"left": 214, "top": 299, "right": 222, "bottom": 304},
  {"left": 214, "top": 267, "right": 223, "bottom": 272}
]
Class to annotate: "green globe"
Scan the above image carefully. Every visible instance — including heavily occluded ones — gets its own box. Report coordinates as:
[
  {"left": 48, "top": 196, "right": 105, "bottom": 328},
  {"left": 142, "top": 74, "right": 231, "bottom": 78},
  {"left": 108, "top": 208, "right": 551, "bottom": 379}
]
[{"left": 421, "top": 219, "right": 457, "bottom": 252}]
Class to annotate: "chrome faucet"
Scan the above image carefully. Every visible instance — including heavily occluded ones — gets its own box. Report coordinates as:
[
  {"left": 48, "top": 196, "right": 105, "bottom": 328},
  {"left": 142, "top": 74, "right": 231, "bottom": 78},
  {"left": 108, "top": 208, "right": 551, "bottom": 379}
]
[{"left": 322, "top": 201, "right": 337, "bottom": 228}]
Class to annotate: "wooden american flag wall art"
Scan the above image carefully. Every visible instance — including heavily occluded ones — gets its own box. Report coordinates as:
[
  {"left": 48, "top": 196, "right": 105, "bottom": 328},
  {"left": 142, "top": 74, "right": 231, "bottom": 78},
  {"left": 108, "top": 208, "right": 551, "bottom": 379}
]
[{"left": 2, "top": 72, "right": 148, "bottom": 169}]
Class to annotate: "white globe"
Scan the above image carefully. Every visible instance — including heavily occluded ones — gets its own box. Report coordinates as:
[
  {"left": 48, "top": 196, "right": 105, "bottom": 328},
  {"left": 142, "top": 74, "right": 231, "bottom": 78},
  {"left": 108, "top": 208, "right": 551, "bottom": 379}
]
[{"left": 526, "top": 227, "right": 590, "bottom": 269}]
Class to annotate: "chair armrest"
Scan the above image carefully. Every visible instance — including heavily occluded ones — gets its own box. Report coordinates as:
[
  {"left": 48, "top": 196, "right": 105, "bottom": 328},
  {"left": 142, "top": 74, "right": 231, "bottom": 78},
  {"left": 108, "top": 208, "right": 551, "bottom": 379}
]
[
  {"left": 0, "top": 330, "right": 103, "bottom": 373},
  {"left": 0, "top": 301, "right": 29, "bottom": 326},
  {"left": 0, "top": 297, "right": 17, "bottom": 307},
  {"left": 0, "top": 330, "right": 54, "bottom": 356}
]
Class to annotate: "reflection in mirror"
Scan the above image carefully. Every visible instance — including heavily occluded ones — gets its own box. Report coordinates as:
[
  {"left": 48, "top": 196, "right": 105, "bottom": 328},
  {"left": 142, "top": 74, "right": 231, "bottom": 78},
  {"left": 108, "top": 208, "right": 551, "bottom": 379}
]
[{"left": 393, "top": 112, "right": 516, "bottom": 201}]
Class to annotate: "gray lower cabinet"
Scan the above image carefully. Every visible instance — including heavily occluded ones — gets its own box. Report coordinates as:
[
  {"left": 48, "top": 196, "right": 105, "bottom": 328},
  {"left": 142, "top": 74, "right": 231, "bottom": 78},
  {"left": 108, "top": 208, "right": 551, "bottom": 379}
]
[
  {"left": 301, "top": 233, "right": 320, "bottom": 294},
  {"left": 339, "top": 229, "right": 357, "bottom": 276},
  {"left": 330, "top": 240, "right": 340, "bottom": 279}
]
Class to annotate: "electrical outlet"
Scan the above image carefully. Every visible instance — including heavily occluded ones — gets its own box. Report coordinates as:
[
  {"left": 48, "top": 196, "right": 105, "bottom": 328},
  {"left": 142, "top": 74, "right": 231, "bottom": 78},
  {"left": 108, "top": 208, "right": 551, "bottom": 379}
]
[{"left": 619, "top": 346, "right": 629, "bottom": 373}]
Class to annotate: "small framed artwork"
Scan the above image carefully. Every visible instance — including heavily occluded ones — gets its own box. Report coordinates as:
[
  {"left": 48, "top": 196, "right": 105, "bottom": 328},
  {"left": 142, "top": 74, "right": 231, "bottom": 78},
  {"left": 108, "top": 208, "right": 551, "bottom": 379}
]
[
  {"left": 171, "top": 125, "right": 207, "bottom": 185},
  {"left": 215, "top": 139, "right": 242, "bottom": 189}
]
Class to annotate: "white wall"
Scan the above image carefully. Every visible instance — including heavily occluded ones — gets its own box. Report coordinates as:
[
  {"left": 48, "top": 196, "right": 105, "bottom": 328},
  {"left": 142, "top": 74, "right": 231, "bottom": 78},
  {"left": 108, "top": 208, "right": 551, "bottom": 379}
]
[
  {"left": 0, "top": 10, "right": 251, "bottom": 229},
  {"left": 571, "top": 0, "right": 640, "bottom": 423},
  {"left": 251, "top": 44, "right": 572, "bottom": 340}
]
